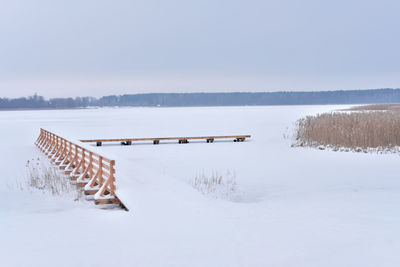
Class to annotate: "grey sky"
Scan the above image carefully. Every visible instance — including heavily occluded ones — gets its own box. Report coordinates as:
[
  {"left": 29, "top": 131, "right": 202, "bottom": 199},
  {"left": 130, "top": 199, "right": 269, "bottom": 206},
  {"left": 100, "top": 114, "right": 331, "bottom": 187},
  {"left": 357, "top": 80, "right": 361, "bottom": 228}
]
[{"left": 0, "top": 0, "right": 399, "bottom": 98}]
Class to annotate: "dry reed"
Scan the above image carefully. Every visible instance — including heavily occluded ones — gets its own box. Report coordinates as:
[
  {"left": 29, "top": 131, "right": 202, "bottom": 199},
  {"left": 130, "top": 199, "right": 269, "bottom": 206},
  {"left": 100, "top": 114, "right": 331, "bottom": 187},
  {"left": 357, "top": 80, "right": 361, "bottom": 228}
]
[
  {"left": 24, "top": 157, "right": 83, "bottom": 200},
  {"left": 347, "top": 104, "right": 400, "bottom": 111},
  {"left": 294, "top": 110, "right": 400, "bottom": 150},
  {"left": 192, "top": 170, "right": 237, "bottom": 198}
]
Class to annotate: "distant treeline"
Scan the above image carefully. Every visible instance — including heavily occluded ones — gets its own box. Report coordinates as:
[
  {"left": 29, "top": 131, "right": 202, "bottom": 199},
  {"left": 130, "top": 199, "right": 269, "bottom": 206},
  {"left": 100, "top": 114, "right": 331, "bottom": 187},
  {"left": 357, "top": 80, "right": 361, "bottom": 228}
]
[{"left": 1, "top": 89, "right": 400, "bottom": 109}]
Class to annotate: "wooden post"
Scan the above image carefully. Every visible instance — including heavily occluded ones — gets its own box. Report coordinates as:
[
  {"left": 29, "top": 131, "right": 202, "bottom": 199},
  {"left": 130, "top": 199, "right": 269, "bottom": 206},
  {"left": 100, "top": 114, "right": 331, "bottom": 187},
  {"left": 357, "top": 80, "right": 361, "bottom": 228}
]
[
  {"left": 57, "top": 139, "right": 68, "bottom": 163},
  {"left": 77, "top": 151, "right": 93, "bottom": 187},
  {"left": 41, "top": 131, "right": 49, "bottom": 151},
  {"left": 46, "top": 134, "right": 54, "bottom": 155},
  {"left": 84, "top": 155, "right": 103, "bottom": 195},
  {"left": 39, "top": 131, "right": 47, "bottom": 150},
  {"left": 71, "top": 148, "right": 85, "bottom": 179},
  {"left": 54, "top": 139, "right": 63, "bottom": 163},
  {"left": 50, "top": 136, "right": 59, "bottom": 156},
  {"left": 60, "top": 142, "right": 72, "bottom": 168},
  {"left": 109, "top": 160, "right": 116, "bottom": 196},
  {"left": 65, "top": 145, "right": 78, "bottom": 173},
  {"left": 98, "top": 156, "right": 103, "bottom": 185},
  {"left": 95, "top": 159, "right": 117, "bottom": 204},
  {"left": 44, "top": 134, "right": 53, "bottom": 155},
  {"left": 89, "top": 152, "right": 94, "bottom": 179}
]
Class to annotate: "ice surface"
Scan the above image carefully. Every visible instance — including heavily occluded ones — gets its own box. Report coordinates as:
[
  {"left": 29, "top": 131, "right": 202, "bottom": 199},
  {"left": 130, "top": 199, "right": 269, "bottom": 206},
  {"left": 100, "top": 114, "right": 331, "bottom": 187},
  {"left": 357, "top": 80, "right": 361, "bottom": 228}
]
[{"left": 0, "top": 105, "right": 400, "bottom": 267}]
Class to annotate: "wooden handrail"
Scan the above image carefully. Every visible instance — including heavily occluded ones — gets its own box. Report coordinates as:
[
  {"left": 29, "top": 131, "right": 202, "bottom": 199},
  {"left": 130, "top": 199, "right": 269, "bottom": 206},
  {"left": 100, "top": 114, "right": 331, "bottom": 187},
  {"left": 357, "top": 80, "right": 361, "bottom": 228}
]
[{"left": 34, "top": 128, "right": 124, "bottom": 208}]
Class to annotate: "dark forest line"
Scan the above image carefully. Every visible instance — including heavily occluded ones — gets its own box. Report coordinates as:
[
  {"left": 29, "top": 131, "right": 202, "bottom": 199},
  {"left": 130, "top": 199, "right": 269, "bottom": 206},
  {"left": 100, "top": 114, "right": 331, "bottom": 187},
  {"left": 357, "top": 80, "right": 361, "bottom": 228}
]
[{"left": 1, "top": 89, "right": 400, "bottom": 109}]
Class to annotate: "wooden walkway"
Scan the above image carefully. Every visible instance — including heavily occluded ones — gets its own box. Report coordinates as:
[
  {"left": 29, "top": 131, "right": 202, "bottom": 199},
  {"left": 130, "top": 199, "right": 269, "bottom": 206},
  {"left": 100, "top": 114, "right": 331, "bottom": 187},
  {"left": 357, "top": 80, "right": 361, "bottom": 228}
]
[
  {"left": 34, "top": 129, "right": 251, "bottom": 211},
  {"left": 81, "top": 135, "right": 251, "bottom": 146}
]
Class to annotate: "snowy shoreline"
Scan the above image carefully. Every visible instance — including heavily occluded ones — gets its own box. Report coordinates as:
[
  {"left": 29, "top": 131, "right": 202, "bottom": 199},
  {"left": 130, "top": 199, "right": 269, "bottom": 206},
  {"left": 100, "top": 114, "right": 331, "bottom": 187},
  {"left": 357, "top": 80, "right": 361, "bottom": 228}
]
[{"left": 1, "top": 105, "right": 399, "bottom": 267}]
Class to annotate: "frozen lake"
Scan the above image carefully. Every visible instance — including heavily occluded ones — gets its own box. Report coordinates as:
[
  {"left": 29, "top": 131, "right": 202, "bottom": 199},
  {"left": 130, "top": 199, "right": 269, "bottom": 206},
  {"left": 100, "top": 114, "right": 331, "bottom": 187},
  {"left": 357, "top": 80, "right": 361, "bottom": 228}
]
[{"left": 0, "top": 106, "right": 399, "bottom": 267}]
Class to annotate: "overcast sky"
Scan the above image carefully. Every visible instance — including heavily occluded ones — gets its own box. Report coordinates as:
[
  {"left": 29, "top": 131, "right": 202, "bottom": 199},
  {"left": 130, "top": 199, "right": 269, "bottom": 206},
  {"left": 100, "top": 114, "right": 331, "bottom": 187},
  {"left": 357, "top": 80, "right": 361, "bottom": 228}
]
[{"left": 0, "top": 0, "right": 399, "bottom": 98}]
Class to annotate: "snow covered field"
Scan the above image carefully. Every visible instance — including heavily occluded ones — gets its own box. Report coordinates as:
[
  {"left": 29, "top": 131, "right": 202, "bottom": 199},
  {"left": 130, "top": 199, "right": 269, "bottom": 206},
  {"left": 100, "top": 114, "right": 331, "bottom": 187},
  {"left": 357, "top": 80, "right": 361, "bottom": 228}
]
[{"left": 1, "top": 105, "right": 400, "bottom": 267}]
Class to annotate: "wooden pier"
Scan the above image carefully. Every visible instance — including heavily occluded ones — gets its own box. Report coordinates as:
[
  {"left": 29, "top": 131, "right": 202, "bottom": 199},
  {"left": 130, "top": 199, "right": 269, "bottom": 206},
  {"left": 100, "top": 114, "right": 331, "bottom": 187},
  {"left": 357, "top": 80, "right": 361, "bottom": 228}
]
[
  {"left": 34, "top": 129, "right": 251, "bottom": 211},
  {"left": 81, "top": 135, "right": 251, "bottom": 146}
]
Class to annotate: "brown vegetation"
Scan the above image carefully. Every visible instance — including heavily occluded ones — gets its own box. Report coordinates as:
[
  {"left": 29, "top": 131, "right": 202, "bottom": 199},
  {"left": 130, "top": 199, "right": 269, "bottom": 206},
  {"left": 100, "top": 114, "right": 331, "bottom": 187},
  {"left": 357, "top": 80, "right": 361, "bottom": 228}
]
[
  {"left": 25, "top": 158, "right": 83, "bottom": 200},
  {"left": 294, "top": 109, "right": 400, "bottom": 150},
  {"left": 347, "top": 104, "right": 400, "bottom": 111}
]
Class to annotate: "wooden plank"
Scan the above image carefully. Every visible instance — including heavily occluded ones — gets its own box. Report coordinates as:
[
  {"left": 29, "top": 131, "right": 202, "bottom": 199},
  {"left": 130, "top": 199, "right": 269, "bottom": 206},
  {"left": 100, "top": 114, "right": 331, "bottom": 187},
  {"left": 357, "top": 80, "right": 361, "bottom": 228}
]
[
  {"left": 76, "top": 181, "right": 88, "bottom": 188},
  {"left": 84, "top": 189, "right": 99, "bottom": 195},
  {"left": 94, "top": 197, "right": 120, "bottom": 205}
]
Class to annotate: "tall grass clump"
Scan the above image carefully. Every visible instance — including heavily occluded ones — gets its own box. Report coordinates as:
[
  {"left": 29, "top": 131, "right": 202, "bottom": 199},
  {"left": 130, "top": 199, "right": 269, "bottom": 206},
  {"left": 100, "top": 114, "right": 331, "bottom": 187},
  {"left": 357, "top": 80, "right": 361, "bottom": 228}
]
[
  {"left": 192, "top": 170, "right": 237, "bottom": 199},
  {"left": 18, "top": 157, "right": 83, "bottom": 200},
  {"left": 294, "top": 110, "right": 400, "bottom": 151}
]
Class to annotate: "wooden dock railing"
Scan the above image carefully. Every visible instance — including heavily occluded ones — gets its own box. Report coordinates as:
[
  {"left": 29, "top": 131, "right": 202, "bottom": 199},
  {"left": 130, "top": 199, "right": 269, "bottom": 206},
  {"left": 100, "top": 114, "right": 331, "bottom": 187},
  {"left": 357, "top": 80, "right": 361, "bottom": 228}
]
[{"left": 34, "top": 129, "right": 122, "bottom": 207}]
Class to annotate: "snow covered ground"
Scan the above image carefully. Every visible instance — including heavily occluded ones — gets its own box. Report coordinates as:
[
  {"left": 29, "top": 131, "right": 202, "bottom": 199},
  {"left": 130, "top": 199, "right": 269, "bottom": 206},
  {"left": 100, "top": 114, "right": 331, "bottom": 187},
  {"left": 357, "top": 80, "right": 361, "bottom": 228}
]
[{"left": 1, "top": 105, "right": 400, "bottom": 267}]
